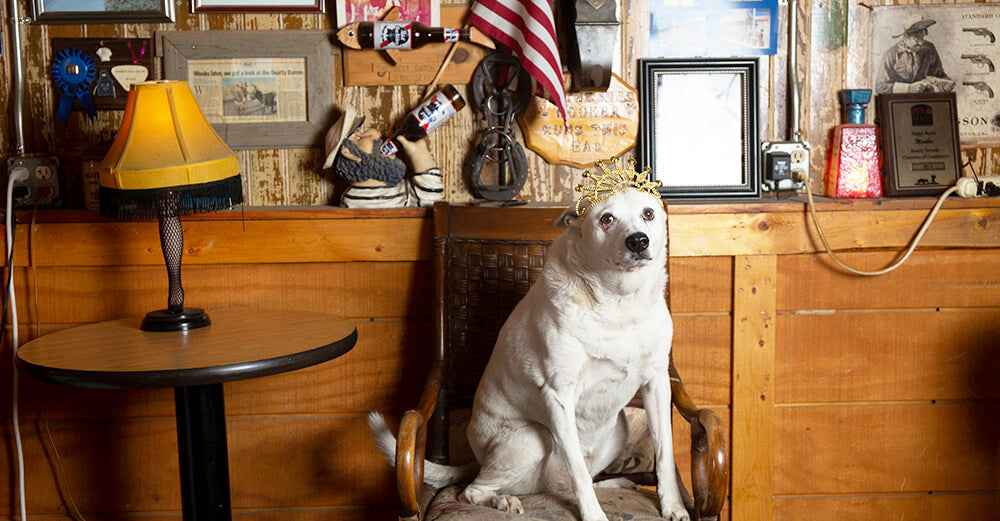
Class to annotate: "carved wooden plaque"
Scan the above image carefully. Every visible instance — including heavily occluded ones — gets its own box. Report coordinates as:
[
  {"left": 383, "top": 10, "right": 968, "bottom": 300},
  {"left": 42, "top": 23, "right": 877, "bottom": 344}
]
[{"left": 517, "top": 74, "right": 639, "bottom": 168}]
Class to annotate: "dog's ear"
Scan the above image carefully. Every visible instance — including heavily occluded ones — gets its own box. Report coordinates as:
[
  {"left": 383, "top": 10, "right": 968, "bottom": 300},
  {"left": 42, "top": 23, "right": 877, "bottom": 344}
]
[{"left": 554, "top": 206, "right": 581, "bottom": 228}]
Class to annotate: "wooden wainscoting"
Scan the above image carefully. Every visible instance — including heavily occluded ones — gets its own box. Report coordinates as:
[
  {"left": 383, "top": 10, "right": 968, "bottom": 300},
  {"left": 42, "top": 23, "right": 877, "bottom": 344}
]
[
  {"left": 2, "top": 198, "right": 999, "bottom": 521},
  {"left": 0, "top": 208, "right": 432, "bottom": 521}
]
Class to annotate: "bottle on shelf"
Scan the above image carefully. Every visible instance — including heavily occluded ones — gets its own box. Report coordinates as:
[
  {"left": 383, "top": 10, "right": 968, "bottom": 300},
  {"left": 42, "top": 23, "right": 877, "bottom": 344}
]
[
  {"left": 379, "top": 84, "right": 466, "bottom": 156},
  {"left": 81, "top": 130, "right": 116, "bottom": 211},
  {"left": 827, "top": 89, "right": 882, "bottom": 198},
  {"left": 337, "top": 21, "right": 493, "bottom": 50}
]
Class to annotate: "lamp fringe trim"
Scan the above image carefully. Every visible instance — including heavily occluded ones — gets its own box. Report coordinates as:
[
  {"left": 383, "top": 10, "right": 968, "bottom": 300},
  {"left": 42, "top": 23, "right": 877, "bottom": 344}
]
[{"left": 99, "top": 174, "right": 243, "bottom": 221}]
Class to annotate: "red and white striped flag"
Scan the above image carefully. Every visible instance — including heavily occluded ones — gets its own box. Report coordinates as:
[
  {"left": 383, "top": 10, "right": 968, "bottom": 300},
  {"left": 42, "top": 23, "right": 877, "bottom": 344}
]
[{"left": 468, "top": 0, "right": 568, "bottom": 124}]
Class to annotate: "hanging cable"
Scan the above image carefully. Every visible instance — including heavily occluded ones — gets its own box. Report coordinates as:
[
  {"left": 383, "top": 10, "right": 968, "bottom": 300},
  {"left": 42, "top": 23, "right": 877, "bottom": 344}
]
[
  {"left": 801, "top": 173, "right": 958, "bottom": 276},
  {"left": 6, "top": 170, "right": 29, "bottom": 521}
]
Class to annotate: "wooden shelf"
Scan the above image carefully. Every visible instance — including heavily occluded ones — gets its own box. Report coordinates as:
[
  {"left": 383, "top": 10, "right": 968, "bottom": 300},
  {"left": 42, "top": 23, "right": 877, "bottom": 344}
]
[{"left": 5, "top": 198, "right": 998, "bottom": 266}]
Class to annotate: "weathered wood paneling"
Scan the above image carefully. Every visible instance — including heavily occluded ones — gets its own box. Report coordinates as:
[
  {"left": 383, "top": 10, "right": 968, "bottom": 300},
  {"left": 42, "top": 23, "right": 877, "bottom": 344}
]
[{"left": 3, "top": 0, "right": 998, "bottom": 209}]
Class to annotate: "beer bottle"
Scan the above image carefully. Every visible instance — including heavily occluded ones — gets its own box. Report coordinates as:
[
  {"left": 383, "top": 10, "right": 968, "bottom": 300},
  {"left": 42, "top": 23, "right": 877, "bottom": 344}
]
[
  {"left": 353, "top": 21, "right": 471, "bottom": 50},
  {"left": 380, "top": 84, "right": 466, "bottom": 156}
]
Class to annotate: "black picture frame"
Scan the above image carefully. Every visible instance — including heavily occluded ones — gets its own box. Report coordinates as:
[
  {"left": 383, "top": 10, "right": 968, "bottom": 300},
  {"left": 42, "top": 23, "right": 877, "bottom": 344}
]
[
  {"left": 875, "top": 92, "right": 962, "bottom": 197},
  {"left": 638, "top": 58, "right": 760, "bottom": 199}
]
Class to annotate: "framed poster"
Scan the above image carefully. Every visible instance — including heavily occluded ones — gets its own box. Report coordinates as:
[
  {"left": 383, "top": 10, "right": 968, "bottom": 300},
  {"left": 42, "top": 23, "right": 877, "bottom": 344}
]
[
  {"left": 876, "top": 92, "right": 962, "bottom": 197},
  {"left": 870, "top": 4, "right": 1000, "bottom": 143},
  {"left": 30, "top": 0, "right": 173, "bottom": 23},
  {"left": 158, "top": 30, "right": 337, "bottom": 150},
  {"left": 638, "top": 58, "right": 760, "bottom": 199}
]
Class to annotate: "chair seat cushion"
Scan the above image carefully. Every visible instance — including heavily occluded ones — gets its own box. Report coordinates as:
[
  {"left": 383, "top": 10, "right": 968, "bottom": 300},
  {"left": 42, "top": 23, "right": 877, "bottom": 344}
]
[{"left": 426, "top": 485, "right": 666, "bottom": 521}]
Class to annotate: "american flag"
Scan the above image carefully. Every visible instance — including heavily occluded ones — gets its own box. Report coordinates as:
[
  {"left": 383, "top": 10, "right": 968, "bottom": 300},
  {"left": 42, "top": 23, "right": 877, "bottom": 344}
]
[{"left": 468, "top": 0, "right": 568, "bottom": 124}]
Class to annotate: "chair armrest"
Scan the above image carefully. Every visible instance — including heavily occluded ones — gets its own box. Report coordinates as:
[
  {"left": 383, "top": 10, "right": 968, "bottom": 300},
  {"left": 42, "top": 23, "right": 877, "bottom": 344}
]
[
  {"left": 669, "top": 358, "right": 729, "bottom": 520},
  {"left": 395, "top": 362, "right": 443, "bottom": 521}
]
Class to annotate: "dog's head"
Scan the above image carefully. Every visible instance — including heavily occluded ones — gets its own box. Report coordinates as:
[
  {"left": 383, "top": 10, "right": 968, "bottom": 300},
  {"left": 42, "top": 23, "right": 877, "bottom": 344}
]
[{"left": 556, "top": 190, "right": 667, "bottom": 271}]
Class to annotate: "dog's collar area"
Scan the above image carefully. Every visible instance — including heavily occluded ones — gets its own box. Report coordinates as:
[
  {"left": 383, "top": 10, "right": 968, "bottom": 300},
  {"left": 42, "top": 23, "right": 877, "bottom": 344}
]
[{"left": 574, "top": 157, "right": 662, "bottom": 219}]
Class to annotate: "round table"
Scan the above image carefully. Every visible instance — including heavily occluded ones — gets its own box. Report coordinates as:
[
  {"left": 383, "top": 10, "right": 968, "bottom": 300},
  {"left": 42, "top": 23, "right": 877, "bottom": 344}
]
[{"left": 16, "top": 308, "right": 358, "bottom": 521}]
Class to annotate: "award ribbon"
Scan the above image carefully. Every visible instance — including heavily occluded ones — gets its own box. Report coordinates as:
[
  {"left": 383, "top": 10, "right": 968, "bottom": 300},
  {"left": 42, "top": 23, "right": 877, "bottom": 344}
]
[{"left": 52, "top": 48, "right": 98, "bottom": 123}]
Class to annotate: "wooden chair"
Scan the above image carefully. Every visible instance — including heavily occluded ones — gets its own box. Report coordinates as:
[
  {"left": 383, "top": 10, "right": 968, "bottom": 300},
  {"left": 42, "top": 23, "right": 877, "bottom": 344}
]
[{"left": 390, "top": 202, "right": 728, "bottom": 521}]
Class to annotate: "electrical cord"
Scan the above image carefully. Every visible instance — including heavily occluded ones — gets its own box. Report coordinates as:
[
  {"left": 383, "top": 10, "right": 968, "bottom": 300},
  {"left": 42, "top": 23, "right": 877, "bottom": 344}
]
[
  {"left": 6, "top": 171, "right": 28, "bottom": 521},
  {"left": 801, "top": 173, "right": 959, "bottom": 276}
]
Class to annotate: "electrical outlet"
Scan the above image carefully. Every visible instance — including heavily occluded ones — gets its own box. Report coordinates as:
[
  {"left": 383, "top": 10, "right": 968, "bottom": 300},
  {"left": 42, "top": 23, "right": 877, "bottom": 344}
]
[
  {"left": 956, "top": 176, "right": 1000, "bottom": 197},
  {"left": 6, "top": 156, "right": 62, "bottom": 208},
  {"left": 762, "top": 140, "right": 810, "bottom": 191}
]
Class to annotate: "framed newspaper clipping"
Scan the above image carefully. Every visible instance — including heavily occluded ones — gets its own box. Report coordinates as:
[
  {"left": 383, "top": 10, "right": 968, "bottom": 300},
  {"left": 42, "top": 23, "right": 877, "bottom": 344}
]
[{"left": 157, "top": 30, "right": 337, "bottom": 149}]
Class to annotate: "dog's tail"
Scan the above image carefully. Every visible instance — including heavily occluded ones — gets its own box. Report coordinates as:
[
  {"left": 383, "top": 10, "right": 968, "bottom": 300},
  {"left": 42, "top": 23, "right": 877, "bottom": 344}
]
[{"left": 367, "top": 411, "right": 478, "bottom": 489}]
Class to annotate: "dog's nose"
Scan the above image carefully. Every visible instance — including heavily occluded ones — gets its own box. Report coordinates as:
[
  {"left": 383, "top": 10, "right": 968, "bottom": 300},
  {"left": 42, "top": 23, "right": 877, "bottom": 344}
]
[{"left": 625, "top": 232, "right": 649, "bottom": 253}]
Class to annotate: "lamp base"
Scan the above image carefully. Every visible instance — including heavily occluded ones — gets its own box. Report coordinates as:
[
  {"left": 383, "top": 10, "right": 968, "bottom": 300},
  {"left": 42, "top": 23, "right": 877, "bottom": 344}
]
[{"left": 141, "top": 307, "right": 211, "bottom": 332}]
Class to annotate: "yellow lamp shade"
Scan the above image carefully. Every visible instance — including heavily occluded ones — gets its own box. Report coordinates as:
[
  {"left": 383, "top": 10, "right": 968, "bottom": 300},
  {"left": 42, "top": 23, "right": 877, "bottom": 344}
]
[{"left": 99, "top": 80, "right": 242, "bottom": 221}]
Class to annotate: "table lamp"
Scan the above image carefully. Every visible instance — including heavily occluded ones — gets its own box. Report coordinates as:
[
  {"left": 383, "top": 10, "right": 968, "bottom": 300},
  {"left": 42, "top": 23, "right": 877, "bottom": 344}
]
[{"left": 99, "top": 80, "right": 242, "bottom": 332}]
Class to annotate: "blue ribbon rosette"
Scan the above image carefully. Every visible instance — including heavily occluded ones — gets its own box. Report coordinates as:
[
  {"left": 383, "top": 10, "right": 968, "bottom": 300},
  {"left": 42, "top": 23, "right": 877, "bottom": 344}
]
[{"left": 52, "top": 48, "right": 98, "bottom": 123}]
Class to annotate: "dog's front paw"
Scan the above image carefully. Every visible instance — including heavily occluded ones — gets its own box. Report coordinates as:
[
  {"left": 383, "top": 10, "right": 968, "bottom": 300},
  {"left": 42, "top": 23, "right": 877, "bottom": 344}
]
[
  {"left": 491, "top": 494, "right": 524, "bottom": 514},
  {"left": 661, "top": 501, "right": 690, "bottom": 521}
]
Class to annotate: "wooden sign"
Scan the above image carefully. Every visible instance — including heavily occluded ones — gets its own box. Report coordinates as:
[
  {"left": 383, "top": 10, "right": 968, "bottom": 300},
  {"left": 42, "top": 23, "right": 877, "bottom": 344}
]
[
  {"left": 342, "top": 6, "right": 488, "bottom": 86},
  {"left": 517, "top": 74, "right": 639, "bottom": 168}
]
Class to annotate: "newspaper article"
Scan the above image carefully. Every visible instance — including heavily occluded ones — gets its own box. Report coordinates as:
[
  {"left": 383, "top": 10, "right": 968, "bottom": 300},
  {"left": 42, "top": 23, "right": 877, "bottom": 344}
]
[
  {"left": 871, "top": 4, "right": 1000, "bottom": 143},
  {"left": 187, "top": 58, "right": 307, "bottom": 124}
]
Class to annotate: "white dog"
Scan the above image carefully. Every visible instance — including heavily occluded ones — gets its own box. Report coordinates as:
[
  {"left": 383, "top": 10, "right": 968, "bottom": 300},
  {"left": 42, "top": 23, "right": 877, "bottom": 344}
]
[{"left": 370, "top": 161, "right": 687, "bottom": 521}]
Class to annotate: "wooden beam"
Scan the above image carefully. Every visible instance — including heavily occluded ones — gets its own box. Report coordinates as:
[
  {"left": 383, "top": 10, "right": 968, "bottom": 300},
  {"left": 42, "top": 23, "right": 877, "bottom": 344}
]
[{"left": 731, "top": 255, "right": 777, "bottom": 521}]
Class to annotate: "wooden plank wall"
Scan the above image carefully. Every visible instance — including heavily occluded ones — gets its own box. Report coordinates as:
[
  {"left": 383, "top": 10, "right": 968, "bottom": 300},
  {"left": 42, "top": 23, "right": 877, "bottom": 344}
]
[
  {"left": 667, "top": 200, "right": 1000, "bottom": 521},
  {"left": 0, "top": 204, "right": 997, "bottom": 521},
  {"left": 1, "top": 0, "right": 998, "bottom": 210},
  {"left": 772, "top": 249, "right": 1000, "bottom": 519}
]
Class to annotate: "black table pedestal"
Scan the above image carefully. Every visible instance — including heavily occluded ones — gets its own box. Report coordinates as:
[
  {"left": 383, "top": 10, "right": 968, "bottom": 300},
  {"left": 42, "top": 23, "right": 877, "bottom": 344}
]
[{"left": 175, "top": 384, "right": 232, "bottom": 521}]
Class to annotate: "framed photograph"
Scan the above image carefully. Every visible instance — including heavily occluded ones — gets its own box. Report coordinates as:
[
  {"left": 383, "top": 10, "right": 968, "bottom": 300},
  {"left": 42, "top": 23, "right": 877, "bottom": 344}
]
[
  {"left": 638, "top": 58, "right": 760, "bottom": 199},
  {"left": 876, "top": 92, "right": 962, "bottom": 197},
  {"left": 192, "top": 0, "right": 324, "bottom": 13},
  {"left": 335, "top": 0, "right": 439, "bottom": 28},
  {"left": 30, "top": 0, "right": 173, "bottom": 24},
  {"left": 158, "top": 30, "right": 337, "bottom": 150}
]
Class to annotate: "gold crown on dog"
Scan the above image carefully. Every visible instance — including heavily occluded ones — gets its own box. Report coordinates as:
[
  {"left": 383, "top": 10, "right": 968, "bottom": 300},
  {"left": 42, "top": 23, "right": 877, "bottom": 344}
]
[{"left": 574, "top": 158, "right": 662, "bottom": 218}]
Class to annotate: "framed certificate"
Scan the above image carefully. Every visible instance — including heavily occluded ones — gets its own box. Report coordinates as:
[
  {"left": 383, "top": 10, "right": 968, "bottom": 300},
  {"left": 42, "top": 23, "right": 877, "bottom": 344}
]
[{"left": 876, "top": 92, "right": 962, "bottom": 197}]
